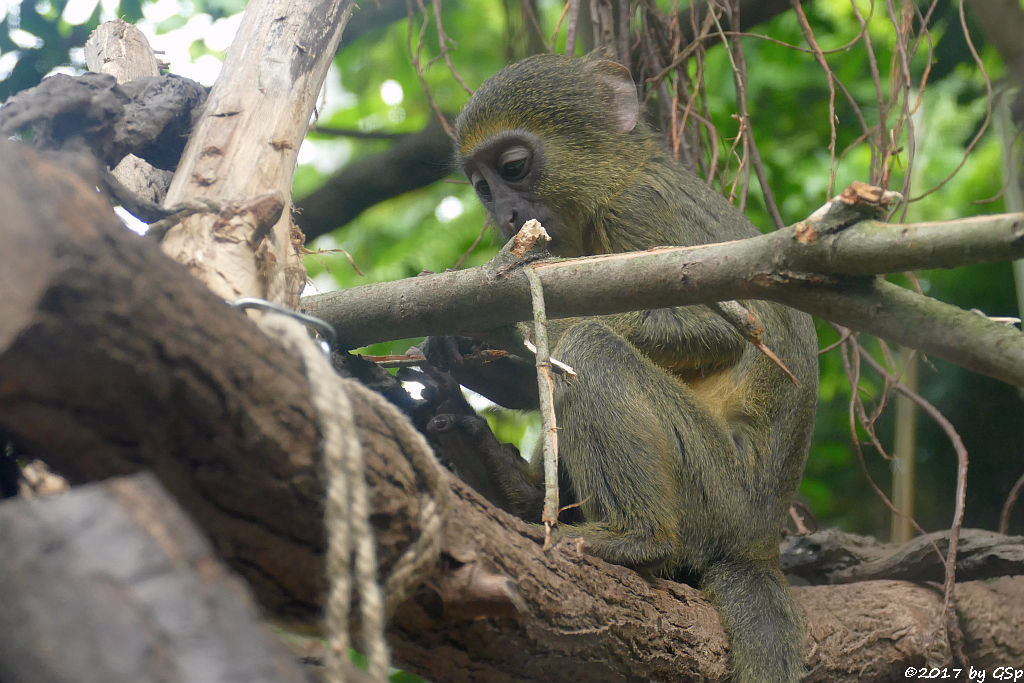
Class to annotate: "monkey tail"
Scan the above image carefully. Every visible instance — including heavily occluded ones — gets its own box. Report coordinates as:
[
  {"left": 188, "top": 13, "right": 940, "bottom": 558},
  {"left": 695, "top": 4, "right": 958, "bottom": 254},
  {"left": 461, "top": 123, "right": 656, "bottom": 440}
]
[{"left": 701, "top": 557, "right": 804, "bottom": 683}]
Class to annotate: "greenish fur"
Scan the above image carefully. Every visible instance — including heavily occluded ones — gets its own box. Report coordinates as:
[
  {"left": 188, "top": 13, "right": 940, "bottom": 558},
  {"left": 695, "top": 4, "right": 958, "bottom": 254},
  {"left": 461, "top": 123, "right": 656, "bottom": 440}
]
[{"left": 451, "top": 55, "right": 818, "bottom": 682}]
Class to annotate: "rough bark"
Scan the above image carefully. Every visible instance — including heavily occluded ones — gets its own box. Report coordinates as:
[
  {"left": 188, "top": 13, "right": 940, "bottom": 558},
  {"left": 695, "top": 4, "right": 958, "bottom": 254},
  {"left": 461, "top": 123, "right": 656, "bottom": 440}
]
[
  {"left": 0, "top": 71, "right": 205, "bottom": 171},
  {"left": 84, "top": 19, "right": 174, "bottom": 208},
  {"left": 1, "top": 135, "right": 1023, "bottom": 683},
  {"left": 0, "top": 474, "right": 312, "bottom": 683},
  {"left": 783, "top": 527, "right": 1024, "bottom": 584}
]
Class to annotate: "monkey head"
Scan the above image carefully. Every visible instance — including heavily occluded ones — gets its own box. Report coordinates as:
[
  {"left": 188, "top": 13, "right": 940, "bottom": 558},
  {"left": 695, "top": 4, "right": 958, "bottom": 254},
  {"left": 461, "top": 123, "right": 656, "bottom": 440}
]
[{"left": 453, "top": 55, "right": 652, "bottom": 256}]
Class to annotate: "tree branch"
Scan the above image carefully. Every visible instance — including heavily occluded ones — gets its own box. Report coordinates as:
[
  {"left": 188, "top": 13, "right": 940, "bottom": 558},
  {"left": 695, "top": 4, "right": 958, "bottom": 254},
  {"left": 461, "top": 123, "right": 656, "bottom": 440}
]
[
  {"left": 0, "top": 474, "right": 313, "bottom": 683},
  {"left": 296, "top": 116, "right": 454, "bottom": 241},
  {"left": 159, "top": 0, "right": 357, "bottom": 306},
  {"left": 302, "top": 212, "right": 1024, "bottom": 386}
]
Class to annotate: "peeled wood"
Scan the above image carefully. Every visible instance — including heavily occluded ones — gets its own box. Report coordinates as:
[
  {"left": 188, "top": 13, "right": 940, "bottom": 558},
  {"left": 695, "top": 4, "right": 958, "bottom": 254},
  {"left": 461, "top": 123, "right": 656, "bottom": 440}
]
[
  {"left": 1, "top": 141, "right": 1022, "bottom": 682},
  {"left": 160, "top": 0, "right": 357, "bottom": 306}
]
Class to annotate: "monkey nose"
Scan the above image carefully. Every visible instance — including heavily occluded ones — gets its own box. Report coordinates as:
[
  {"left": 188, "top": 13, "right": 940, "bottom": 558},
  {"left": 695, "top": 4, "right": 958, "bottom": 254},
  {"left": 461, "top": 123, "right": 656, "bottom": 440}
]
[{"left": 503, "top": 210, "right": 519, "bottom": 235}]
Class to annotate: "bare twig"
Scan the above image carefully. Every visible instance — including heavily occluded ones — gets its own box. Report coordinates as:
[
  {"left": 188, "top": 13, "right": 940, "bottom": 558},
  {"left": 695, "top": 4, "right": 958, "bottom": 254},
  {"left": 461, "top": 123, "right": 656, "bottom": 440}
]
[
  {"left": 452, "top": 221, "right": 490, "bottom": 270},
  {"left": 1000, "top": 471, "right": 1024, "bottom": 535},
  {"left": 715, "top": 2, "right": 784, "bottom": 227},
  {"left": 710, "top": 300, "right": 798, "bottom": 384},
  {"left": 430, "top": 0, "right": 474, "bottom": 95},
  {"left": 792, "top": 0, "right": 839, "bottom": 197},
  {"left": 368, "top": 348, "right": 510, "bottom": 368},
  {"left": 407, "top": 0, "right": 456, "bottom": 138},
  {"left": 854, "top": 337, "right": 970, "bottom": 665},
  {"left": 525, "top": 262, "right": 560, "bottom": 545},
  {"left": 563, "top": 0, "right": 581, "bottom": 55}
]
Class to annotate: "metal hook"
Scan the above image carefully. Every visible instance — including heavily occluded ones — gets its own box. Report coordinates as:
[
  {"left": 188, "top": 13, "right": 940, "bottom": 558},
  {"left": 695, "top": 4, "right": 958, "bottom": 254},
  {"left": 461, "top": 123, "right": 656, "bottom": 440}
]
[{"left": 229, "top": 297, "right": 338, "bottom": 356}]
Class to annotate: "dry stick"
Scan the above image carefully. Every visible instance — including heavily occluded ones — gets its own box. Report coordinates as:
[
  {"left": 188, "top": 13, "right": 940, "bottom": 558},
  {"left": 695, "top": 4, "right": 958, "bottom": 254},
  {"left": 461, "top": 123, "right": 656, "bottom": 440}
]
[
  {"left": 564, "top": 0, "right": 581, "bottom": 55},
  {"left": 408, "top": 0, "right": 455, "bottom": 139},
  {"left": 910, "top": 0, "right": 993, "bottom": 203},
  {"left": 835, "top": 330, "right": 935, "bottom": 550},
  {"left": 854, "top": 342, "right": 970, "bottom": 666},
  {"left": 520, "top": 0, "right": 550, "bottom": 53},
  {"left": 615, "top": 0, "right": 630, "bottom": 65},
  {"left": 788, "top": 506, "right": 810, "bottom": 535},
  {"left": 1000, "top": 471, "right": 1024, "bottom": 535},
  {"left": 792, "top": 0, "right": 840, "bottom": 198},
  {"left": 430, "top": 0, "right": 473, "bottom": 95},
  {"left": 368, "top": 349, "right": 510, "bottom": 368},
  {"left": 145, "top": 199, "right": 223, "bottom": 241},
  {"left": 524, "top": 265, "right": 560, "bottom": 547},
  {"left": 452, "top": 220, "right": 489, "bottom": 270},
  {"left": 850, "top": 1, "right": 886, "bottom": 185},
  {"left": 716, "top": 3, "right": 784, "bottom": 228},
  {"left": 884, "top": 0, "right": 916, "bottom": 221},
  {"left": 710, "top": 300, "right": 798, "bottom": 385}
]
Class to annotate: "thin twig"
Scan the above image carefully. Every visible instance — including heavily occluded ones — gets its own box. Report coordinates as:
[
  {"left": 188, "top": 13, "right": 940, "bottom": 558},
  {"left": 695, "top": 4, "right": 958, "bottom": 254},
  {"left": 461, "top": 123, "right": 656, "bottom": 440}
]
[
  {"left": 909, "top": 0, "right": 993, "bottom": 203},
  {"left": 407, "top": 0, "right": 456, "bottom": 139},
  {"left": 710, "top": 300, "right": 798, "bottom": 385},
  {"left": 524, "top": 265, "right": 560, "bottom": 546},
  {"left": 716, "top": 2, "right": 784, "bottom": 227},
  {"left": 855, "top": 335, "right": 970, "bottom": 665},
  {"left": 835, "top": 328, "right": 936, "bottom": 549},
  {"left": 430, "top": 0, "right": 473, "bottom": 95},
  {"left": 368, "top": 348, "right": 510, "bottom": 368},
  {"left": 792, "top": 0, "right": 839, "bottom": 198},
  {"left": 563, "top": 0, "right": 581, "bottom": 55},
  {"left": 453, "top": 220, "right": 490, "bottom": 270},
  {"left": 999, "top": 471, "right": 1024, "bottom": 535}
]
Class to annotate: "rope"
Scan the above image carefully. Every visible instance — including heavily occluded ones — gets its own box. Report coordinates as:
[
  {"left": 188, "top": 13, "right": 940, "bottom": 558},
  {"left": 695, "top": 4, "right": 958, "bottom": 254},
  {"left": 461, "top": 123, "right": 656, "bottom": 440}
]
[
  {"left": 344, "top": 379, "right": 449, "bottom": 611},
  {"left": 257, "top": 312, "right": 449, "bottom": 682},
  {"left": 258, "top": 313, "right": 388, "bottom": 682}
]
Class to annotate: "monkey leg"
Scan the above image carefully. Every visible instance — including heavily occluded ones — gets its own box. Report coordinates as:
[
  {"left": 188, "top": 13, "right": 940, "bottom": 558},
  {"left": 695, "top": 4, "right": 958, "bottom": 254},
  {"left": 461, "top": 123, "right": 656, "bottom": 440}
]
[
  {"left": 549, "top": 319, "right": 752, "bottom": 570},
  {"left": 552, "top": 319, "right": 804, "bottom": 682}
]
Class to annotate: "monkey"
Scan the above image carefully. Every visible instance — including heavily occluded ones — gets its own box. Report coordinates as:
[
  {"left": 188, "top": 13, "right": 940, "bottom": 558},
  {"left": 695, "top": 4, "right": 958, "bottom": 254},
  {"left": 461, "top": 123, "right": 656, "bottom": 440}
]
[{"left": 421, "top": 54, "right": 818, "bottom": 683}]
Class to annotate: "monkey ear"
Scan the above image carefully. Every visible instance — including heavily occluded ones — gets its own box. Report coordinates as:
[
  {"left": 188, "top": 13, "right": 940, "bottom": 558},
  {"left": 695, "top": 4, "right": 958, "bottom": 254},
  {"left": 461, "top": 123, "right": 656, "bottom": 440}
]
[{"left": 589, "top": 60, "right": 639, "bottom": 134}]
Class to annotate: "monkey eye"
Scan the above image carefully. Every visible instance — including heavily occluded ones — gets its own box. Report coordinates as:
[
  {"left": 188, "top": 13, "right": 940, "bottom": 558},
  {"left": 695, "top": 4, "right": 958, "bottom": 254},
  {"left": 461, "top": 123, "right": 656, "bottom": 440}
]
[{"left": 498, "top": 146, "right": 531, "bottom": 181}]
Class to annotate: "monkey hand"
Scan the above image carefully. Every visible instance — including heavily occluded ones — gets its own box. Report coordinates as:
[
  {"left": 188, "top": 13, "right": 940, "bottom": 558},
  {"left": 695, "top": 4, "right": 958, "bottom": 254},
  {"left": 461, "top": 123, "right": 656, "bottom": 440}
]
[
  {"left": 398, "top": 359, "right": 475, "bottom": 419},
  {"left": 413, "top": 329, "right": 539, "bottom": 410},
  {"left": 425, "top": 408, "right": 545, "bottom": 520},
  {"left": 417, "top": 335, "right": 486, "bottom": 371}
]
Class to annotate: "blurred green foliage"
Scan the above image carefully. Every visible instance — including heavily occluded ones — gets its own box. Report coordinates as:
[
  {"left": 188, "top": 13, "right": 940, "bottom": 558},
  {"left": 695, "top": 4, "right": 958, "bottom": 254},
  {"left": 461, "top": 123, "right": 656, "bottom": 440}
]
[{"left": 3, "top": 0, "right": 1021, "bottom": 542}]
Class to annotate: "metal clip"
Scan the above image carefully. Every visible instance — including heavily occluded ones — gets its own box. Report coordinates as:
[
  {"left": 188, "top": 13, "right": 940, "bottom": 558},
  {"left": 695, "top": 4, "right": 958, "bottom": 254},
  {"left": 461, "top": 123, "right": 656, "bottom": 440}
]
[{"left": 229, "top": 297, "right": 338, "bottom": 356}]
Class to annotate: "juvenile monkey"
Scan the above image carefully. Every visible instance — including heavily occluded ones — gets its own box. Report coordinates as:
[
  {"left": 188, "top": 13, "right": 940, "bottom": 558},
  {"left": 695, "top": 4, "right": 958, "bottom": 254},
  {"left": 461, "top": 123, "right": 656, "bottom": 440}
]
[{"left": 425, "top": 54, "right": 818, "bottom": 682}]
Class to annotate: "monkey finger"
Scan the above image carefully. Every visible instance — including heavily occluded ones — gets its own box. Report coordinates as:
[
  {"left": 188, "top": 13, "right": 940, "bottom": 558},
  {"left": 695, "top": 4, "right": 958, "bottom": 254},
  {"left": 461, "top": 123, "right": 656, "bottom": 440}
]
[{"left": 420, "top": 335, "right": 465, "bottom": 370}]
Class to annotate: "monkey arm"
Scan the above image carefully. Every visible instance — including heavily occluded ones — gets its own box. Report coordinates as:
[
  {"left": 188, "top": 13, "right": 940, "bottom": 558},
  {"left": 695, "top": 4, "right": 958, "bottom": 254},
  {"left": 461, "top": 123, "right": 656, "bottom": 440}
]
[
  {"left": 612, "top": 304, "right": 749, "bottom": 374},
  {"left": 419, "top": 330, "right": 540, "bottom": 410},
  {"left": 447, "top": 354, "right": 539, "bottom": 410},
  {"left": 426, "top": 413, "right": 545, "bottom": 521}
]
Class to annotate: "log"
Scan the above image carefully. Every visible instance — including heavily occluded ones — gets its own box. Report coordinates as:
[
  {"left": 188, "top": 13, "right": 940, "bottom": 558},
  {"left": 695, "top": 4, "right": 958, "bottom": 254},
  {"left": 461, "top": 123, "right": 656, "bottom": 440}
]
[{"left": 0, "top": 474, "right": 310, "bottom": 683}]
